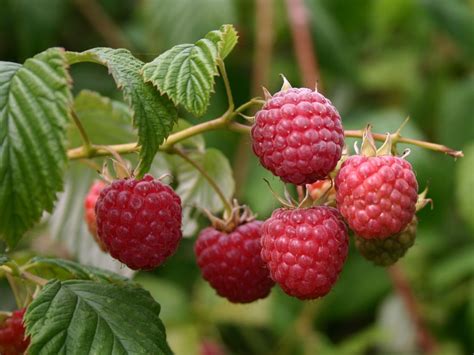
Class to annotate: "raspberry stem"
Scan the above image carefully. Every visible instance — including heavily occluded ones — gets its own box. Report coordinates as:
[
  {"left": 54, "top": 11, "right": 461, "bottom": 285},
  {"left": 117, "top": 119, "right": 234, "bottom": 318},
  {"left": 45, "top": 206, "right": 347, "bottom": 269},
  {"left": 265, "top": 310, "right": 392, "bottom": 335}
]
[
  {"left": 71, "top": 110, "right": 94, "bottom": 157},
  {"left": 0, "top": 265, "right": 48, "bottom": 287},
  {"left": 171, "top": 147, "right": 233, "bottom": 216}
]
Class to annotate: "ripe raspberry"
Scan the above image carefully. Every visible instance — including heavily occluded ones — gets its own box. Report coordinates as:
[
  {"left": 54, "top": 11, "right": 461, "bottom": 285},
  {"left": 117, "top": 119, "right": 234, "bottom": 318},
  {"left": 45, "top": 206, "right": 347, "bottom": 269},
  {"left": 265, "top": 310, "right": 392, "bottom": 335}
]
[
  {"left": 0, "top": 309, "right": 29, "bottom": 355},
  {"left": 195, "top": 221, "right": 275, "bottom": 303},
  {"left": 355, "top": 217, "right": 417, "bottom": 266},
  {"left": 335, "top": 155, "right": 418, "bottom": 239},
  {"left": 96, "top": 174, "right": 182, "bottom": 270},
  {"left": 84, "top": 180, "right": 107, "bottom": 251},
  {"left": 251, "top": 87, "right": 344, "bottom": 185},
  {"left": 261, "top": 207, "right": 348, "bottom": 300},
  {"left": 200, "top": 339, "right": 228, "bottom": 355}
]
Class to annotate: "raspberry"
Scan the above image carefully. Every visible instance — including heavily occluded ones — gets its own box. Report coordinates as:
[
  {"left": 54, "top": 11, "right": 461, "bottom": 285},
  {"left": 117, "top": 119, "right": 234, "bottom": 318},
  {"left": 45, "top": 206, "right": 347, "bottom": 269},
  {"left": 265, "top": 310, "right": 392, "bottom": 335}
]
[
  {"left": 200, "top": 339, "right": 228, "bottom": 355},
  {"left": 251, "top": 87, "right": 344, "bottom": 185},
  {"left": 261, "top": 207, "right": 348, "bottom": 300},
  {"left": 0, "top": 309, "right": 29, "bottom": 355},
  {"left": 335, "top": 155, "right": 418, "bottom": 239},
  {"left": 355, "top": 217, "right": 417, "bottom": 266},
  {"left": 84, "top": 180, "right": 107, "bottom": 251},
  {"left": 195, "top": 221, "right": 275, "bottom": 303},
  {"left": 96, "top": 174, "right": 182, "bottom": 270}
]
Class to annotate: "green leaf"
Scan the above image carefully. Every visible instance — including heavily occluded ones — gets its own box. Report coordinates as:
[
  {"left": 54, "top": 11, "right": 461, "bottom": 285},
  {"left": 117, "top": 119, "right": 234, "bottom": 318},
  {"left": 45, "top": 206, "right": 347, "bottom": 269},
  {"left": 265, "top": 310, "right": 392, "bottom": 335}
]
[
  {"left": 173, "top": 148, "right": 234, "bottom": 213},
  {"left": 142, "top": 24, "right": 238, "bottom": 116},
  {"left": 0, "top": 48, "right": 72, "bottom": 248},
  {"left": 66, "top": 48, "right": 178, "bottom": 176},
  {"left": 456, "top": 142, "right": 474, "bottom": 234},
  {"left": 25, "top": 280, "right": 172, "bottom": 355},
  {"left": 70, "top": 90, "right": 135, "bottom": 147},
  {"left": 24, "top": 257, "right": 131, "bottom": 285}
]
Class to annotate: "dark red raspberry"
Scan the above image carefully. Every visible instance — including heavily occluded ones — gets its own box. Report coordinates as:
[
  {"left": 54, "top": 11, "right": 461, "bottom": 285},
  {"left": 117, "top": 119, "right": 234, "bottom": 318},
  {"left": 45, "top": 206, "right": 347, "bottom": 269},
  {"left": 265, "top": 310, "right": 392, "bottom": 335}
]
[
  {"left": 355, "top": 217, "right": 417, "bottom": 266},
  {"left": 261, "top": 207, "right": 348, "bottom": 300},
  {"left": 96, "top": 174, "right": 182, "bottom": 270},
  {"left": 0, "top": 309, "right": 29, "bottom": 355},
  {"left": 251, "top": 88, "right": 344, "bottom": 185},
  {"left": 335, "top": 155, "right": 418, "bottom": 239},
  {"left": 195, "top": 221, "right": 275, "bottom": 303},
  {"left": 84, "top": 180, "right": 107, "bottom": 251}
]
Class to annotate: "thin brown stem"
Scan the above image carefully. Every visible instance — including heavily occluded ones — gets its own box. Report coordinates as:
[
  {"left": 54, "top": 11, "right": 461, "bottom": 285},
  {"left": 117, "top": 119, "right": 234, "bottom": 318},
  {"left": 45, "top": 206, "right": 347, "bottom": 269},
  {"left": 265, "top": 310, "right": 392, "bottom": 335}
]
[
  {"left": 388, "top": 265, "right": 438, "bottom": 354},
  {"left": 172, "top": 147, "right": 233, "bottom": 216},
  {"left": 345, "top": 130, "right": 464, "bottom": 158},
  {"left": 285, "top": 0, "right": 321, "bottom": 89},
  {"left": 73, "top": 0, "right": 134, "bottom": 49}
]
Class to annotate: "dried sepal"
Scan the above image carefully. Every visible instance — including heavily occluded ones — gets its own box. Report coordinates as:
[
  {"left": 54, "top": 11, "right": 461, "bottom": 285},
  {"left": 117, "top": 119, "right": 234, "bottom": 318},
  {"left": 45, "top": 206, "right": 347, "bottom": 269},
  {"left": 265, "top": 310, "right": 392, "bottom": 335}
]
[
  {"left": 280, "top": 74, "right": 292, "bottom": 91},
  {"left": 360, "top": 125, "right": 377, "bottom": 157}
]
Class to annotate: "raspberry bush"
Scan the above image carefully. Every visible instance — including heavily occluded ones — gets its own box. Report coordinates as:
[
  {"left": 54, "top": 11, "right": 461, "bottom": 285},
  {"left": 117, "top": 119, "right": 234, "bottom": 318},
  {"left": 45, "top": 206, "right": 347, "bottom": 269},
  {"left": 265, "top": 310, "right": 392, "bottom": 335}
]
[{"left": 0, "top": 21, "right": 466, "bottom": 355}]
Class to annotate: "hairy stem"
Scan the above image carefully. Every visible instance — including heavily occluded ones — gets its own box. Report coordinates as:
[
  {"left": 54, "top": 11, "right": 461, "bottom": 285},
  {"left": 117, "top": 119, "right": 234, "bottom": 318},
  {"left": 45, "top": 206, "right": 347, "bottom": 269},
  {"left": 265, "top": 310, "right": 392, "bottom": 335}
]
[
  {"left": 172, "top": 147, "right": 233, "bottom": 216},
  {"left": 217, "top": 59, "right": 234, "bottom": 115},
  {"left": 1, "top": 265, "right": 48, "bottom": 287},
  {"left": 71, "top": 110, "right": 94, "bottom": 157}
]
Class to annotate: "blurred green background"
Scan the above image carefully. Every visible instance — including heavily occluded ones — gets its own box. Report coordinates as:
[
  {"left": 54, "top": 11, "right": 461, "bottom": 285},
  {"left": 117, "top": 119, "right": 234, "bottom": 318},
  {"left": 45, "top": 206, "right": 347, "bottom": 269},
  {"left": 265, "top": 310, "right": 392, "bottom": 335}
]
[{"left": 0, "top": 0, "right": 473, "bottom": 354}]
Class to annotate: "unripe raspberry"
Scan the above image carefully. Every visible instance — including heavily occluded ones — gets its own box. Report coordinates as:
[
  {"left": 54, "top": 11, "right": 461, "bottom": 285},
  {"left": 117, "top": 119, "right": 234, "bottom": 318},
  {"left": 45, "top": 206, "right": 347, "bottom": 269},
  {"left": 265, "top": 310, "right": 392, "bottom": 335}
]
[
  {"left": 96, "top": 174, "right": 182, "bottom": 270},
  {"left": 84, "top": 180, "right": 107, "bottom": 251},
  {"left": 335, "top": 155, "right": 418, "bottom": 239},
  {"left": 0, "top": 309, "right": 29, "bottom": 355},
  {"left": 307, "top": 178, "right": 336, "bottom": 205},
  {"left": 261, "top": 207, "right": 348, "bottom": 300},
  {"left": 355, "top": 217, "right": 417, "bottom": 266},
  {"left": 195, "top": 221, "right": 274, "bottom": 303},
  {"left": 251, "top": 87, "right": 344, "bottom": 185}
]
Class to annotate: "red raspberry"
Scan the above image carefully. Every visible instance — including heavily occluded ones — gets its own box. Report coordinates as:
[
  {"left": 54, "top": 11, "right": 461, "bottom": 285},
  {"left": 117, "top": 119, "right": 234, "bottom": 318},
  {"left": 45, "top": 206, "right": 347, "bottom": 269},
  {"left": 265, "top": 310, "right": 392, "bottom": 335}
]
[
  {"left": 251, "top": 88, "right": 344, "bottom": 185},
  {"left": 335, "top": 155, "right": 418, "bottom": 239},
  {"left": 84, "top": 180, "right": 107, "bottom": 251},
  {"left": 195, "top": 221, "right": 275, "bottom": 303},
  {"left": 96, "top": 174, "right": 182, "bottom": 270},
  {"left": 200, "top": 339, "right": 228, "bottom": 355},
  {"left": 0, "top": 309, "right": 29, "bottom": 355},
  {"left": 261, "top": 207, "right": 348, "bottom": 300}
]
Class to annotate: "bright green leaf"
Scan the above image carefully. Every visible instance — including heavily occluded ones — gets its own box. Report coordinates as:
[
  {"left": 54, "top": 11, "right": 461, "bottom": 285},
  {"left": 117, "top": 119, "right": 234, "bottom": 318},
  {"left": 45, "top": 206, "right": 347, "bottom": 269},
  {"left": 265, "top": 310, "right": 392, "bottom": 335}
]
[
  {"left": 25, "top": 280, "right": 172, "bottom": 355},
  {"left": 142, "top": 24, "right": 238, "bottom": 116},
  {"left": 66, "top": 48, "right": 178, "bottom": 176},
  {"left": 0, "top": 48, "right": 72, "bottom": 248},
  {"left": 25, "top": 257, "right": 132, "bottom": 285}
]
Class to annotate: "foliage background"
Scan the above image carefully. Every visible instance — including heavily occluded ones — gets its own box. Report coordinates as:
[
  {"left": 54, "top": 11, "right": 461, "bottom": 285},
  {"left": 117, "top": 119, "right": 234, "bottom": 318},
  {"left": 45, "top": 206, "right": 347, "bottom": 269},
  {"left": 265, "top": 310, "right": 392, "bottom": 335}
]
[{"left": 0, "top": 0, "right": 472, "bottom": 354}]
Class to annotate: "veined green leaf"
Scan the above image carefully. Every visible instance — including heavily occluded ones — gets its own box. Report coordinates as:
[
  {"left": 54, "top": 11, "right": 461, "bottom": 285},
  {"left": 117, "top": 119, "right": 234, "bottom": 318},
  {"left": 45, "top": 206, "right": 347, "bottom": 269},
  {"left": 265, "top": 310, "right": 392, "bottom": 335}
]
[
  {"left": 25, "top": 280, "right": 172, "bottom": 355},
  {"left": 66, "top": 48, "right": 178, "bottom": 176},
  {"left": 0, "top": 48, "right": 72, "bottom": 248},
  {"left": 24, "top": 257, "right": 132, "bottom": 285},
  {"left": 142, "top": 24, "right": 238, "bottom": 116}
]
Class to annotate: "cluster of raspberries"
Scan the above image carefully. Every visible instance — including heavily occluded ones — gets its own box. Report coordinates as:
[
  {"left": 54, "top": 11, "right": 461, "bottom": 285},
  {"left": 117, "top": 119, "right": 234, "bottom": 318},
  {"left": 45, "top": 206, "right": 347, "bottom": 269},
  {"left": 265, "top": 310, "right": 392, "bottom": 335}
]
[{"left": 83, "top": 85, "right": 418, "bottom": 303}]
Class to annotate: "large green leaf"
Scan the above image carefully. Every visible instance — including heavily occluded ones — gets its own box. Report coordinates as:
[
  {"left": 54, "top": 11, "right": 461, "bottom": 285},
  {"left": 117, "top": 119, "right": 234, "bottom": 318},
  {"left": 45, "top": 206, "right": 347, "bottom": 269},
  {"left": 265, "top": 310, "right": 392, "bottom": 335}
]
[
  {"left": 142, "top": 25, "right": 238, "bottom": 116},
  {"left": 70, "top": 90, "right": 135, "bottom": 147},
  {"left": 66, "top": 48, "right": 178, "bottom": 176},
  {"left": 24, "top": 257, "right": 132, "bottom": 285},
  {"left": 25, "top": 280, "right": 172, "bottom": 355},
  {"left": 0, "top": 48, "right": 72, "bottom": 248}
]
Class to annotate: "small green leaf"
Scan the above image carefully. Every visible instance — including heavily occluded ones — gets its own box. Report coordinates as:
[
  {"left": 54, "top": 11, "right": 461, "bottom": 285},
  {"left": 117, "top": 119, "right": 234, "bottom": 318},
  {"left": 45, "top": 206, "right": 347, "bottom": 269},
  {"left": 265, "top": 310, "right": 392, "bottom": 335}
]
[
  {"left": 0, "top": 48, "right": 72, "bottom": 248},
  {"left": 142, "top": 24, "right": 238, "bottom": 116},
  {"left": 25, "top": 280, "right": 172, "bottom": 355},
  {"left": 66, "top": 48, "right": 178, "bottom": 176},
  {"left": 25, "top": 257, "right": 132, "bottom": 285}
]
